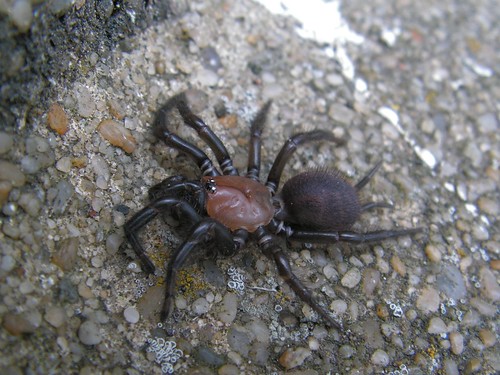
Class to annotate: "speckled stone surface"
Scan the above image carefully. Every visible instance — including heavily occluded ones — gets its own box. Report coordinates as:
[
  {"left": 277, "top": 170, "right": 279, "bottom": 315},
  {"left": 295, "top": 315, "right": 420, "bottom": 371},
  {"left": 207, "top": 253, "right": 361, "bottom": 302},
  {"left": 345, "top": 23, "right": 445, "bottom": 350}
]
[{"left": 0, "top": 0, "right": 498, "bottom": 374}]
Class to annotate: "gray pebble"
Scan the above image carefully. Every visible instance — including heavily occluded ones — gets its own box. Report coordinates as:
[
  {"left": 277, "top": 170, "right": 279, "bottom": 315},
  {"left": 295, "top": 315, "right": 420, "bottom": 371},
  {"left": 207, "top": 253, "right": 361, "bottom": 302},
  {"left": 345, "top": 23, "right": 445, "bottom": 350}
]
[
  {"left": 436, "top": 264, "right": 466, "bottom": 300},
  {"left": 443, "top": 358, "right": 459, "bottom": 375},
  {"left": 0, "top": 132, "right": 14, "bottom": 154},
  {"left": 480, "top": 266, "right": 500, "bottom": 302},
  {"left": 227, "top": 325, "right": 251, "bottom": 357},
  {"left": 105, "top": 233, "right": 123, "bottom": 255},
  {"left": 427, "top": 317, "right": 447, "bottom": 334},
  {"left": 476, "top": 112, "right": 498, "bottom": 133},
  {"left": 55, "top": 156, "right": 72, "bottom": 173},
  {"left": 78, "top": 320, "right": 102, "bottom": 345},
  {"left": 44, "top": 306, "right": 67, "bottom": 328},
  {"left": 0, "top": 160, "right": 26, "bottom": 187}
]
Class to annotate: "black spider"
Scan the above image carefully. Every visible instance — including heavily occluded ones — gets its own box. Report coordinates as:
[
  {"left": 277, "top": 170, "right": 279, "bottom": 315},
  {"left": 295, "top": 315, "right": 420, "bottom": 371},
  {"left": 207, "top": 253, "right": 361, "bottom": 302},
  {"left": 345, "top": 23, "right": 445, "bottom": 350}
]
[{"left": 124, "top": 93, "right": 422, "bottom": 329}]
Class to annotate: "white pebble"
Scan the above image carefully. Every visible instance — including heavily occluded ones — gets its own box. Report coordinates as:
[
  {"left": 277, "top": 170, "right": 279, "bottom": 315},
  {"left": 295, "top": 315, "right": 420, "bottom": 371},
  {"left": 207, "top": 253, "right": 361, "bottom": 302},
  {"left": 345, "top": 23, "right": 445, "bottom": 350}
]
[
  {"left": 428, "top": 317, "right": 448, "bottom": 334},
  {"left": 124, "top": 306, "right": 140, "bottom": 323},
  {"left": 341, "top": 268, "right": 361, "bottom": 288},
  {"left": 371, "top": 349, "right": 389, "bottom": 366},
  {"left": 192, "top": 297, "right": 210, "bottom": 315}
]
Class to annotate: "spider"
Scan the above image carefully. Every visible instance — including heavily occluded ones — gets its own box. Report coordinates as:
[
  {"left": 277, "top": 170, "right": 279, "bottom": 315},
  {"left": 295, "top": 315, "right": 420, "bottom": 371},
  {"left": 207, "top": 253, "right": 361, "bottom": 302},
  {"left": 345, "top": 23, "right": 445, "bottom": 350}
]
[{"left": 124, "top": 93, "right": 422, "bottom": 329}]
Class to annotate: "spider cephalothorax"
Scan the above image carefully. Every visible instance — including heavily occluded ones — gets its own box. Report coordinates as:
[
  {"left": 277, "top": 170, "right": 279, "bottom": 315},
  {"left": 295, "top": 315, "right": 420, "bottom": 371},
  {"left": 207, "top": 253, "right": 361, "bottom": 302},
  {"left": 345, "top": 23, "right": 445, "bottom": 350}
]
[{"left": 124, "top": 93, "right": 422, "bottom": 328}]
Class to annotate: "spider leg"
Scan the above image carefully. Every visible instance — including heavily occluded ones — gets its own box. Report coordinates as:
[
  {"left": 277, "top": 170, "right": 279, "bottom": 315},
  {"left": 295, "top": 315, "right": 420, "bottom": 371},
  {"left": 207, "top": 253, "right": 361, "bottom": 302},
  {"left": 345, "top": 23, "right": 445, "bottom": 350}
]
[
  {"left": 161, "top": 219, "right": 235, "bottom": 321},
  {"left": 266, "top": 131, "right": 344, "bottom": 194},
  {"left": 174, "top": 95, "right": 238, "bottom": 176},
  {"left": 124, "top": 183, "right": 205, "bottom": 273},
  {"left": 361, "top": 201, "right": 394, "bottom": 212},
  {"left": 286, "top": 227, "right": 423, "bottom": 244},
  {"left": 246, "top": 101, "right": 272, "bottom": 181},
  {"left": 255, "top": 227, "right": 342, "bottom": 329},
  {"left": 355, "top": 160, "right": 382, "bottom": 190}
]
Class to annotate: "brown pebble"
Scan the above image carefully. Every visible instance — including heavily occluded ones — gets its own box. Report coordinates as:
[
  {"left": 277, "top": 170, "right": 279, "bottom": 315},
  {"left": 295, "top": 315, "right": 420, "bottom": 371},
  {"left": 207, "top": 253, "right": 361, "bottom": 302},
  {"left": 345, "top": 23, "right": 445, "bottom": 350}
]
[
  {"left": 465, "top": 358, "right": 482, "bottom": 374},
  {"left": 391, "top": 255, "right": 406, "bottom": 276},
  {"left": 0, "top": 180, "right": 13, "bottom": 205},
  {"left": 3, "top": 312, "right": 38, "bottom": 335},
  {"left": 478, "top": 328, "right": 496, "bottom": 347},
  {"left": 278, "top": 347, "right": 311, "bottom": 370},
  {"left": 47, "top": 103, "right": 69, "bottom": 135},
  {"left": 52, "top": 237, "right": 79, "bottom": 271},
  {"left": 107, "top": 99, "right": 126, "bottom": 120},
  {"left": 425, "top": 244, "right": 442, "bottom": 263},
  {"left": 98, "top": 119, "right": 137, "bottom": 153},
  {"left": 491, "top": 260, "right": 500, "bottom": 271},
  {"left": 376, "top": 303, "right": 389, "bottom": 319},
  {"left": 219, "top": 114, "right": 238, "bottom": 129}
]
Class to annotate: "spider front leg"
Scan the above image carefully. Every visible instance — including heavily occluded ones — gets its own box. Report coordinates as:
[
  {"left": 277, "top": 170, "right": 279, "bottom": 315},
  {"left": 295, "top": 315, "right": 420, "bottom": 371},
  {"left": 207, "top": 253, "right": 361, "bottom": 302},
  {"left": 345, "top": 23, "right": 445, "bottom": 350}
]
[
  {"left": 255, "top": 227, "right": 342, "bottom": 329},
  {"left": 161, "top": 218, "right": 235, "bottom": 320}
]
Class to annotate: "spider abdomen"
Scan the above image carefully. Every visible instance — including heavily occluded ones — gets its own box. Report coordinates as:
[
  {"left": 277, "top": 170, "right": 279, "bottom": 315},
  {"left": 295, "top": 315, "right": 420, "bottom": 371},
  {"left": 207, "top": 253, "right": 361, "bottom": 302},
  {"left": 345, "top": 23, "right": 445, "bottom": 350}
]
[
  {"left": 202, "top": 175, "right": 274, "bottom": 233},
  {"left": 280, "top": 170, "right": 361, "bottom": 231}
]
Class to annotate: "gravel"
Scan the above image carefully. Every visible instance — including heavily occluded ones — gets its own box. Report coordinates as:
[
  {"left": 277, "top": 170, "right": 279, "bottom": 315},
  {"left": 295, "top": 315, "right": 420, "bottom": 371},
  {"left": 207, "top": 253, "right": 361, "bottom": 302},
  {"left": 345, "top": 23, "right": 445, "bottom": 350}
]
[{"left": 1, "top": 0, "right": 498, "bottom": 374}]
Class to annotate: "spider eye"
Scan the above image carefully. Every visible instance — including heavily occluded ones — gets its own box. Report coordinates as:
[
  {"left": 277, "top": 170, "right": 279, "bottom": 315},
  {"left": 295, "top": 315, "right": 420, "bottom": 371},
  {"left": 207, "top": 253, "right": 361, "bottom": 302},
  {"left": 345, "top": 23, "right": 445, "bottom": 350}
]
[{"left": 204, "top": 179, "right": 217, "bottom": 194}]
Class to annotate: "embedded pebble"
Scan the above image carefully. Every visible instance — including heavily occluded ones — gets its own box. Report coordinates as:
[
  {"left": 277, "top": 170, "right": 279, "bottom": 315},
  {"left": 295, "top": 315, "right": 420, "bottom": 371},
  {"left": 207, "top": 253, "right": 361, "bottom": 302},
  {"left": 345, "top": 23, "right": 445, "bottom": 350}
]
[
  {"left": 105, "top": 233, "right": 123, "bottom": 255},
  {"left": 470, "top": 297, "right": 496, "bottom": 317},
  {"left": 479, "top": 266, "right": 500, "bottom": 302},
  {"left": 3, "top": 311, "right": 40, "bottom": 335},
  {"left": 78, "top": 320, "right": 102, "bottom": 345},
  {"left": 449, "top": 331, "right": 464, "bottom": 355},
  {"left": 428, "top": 317, "right": 447, "bottom": 334},
  {"left": 443, "top": 358, "right": 459, "bottom": 375},
  {"left": 227, "top": 326, "right": 251, "bottom": 357},
  {"left": 0, "top": 132, "right": 14, "bottom": 153},
  {"left": 370, "top": 349, "right": 389, "bottom": 366},
  {"left": 44, "top": 306, "right": 67, "bottom": 328},
  {"left": 124, "top": 306, "right": 140, "bottom": 323},
  {"left": 278, "top": 347, "right": 311, "bottom": 370},
  {"left": 50, "top": 179, "right": 74, "bottom": 215},
  {"left": 195, "top": 68, "right": 219, "bottom": 86},
  {"left": 476, "top": 112, "right": 498, "bottom": 133},
  {"left": 195, "top": 346, "right": 225, "bottom": 366},
  {"left": 362, "top": 268, "right": 380, "bottom": 296},
  {"left": 218, "top": 292, "right": 238, "bottom": 324},
  {"left": 9, "top": 0, "right": 33, "bottom": 32},
  {"left": 478, "top": 328, "right": 496, "bottom": 348},
  {"left": 56, "top": 156, "right": 72, "bottom": 173},
  {"left": 52, "top": 237, "right": 79, "bottom": 271},
  {"left": 425, "top": 244, "right": 442, "bottom": 262},
  {"left": 0, "top": 160, "right": 26, "bottom": 187},
  {"left": 1, "top": 254, "right": 16, "bottom": 272},
  {"left": 191, "top": 297, "right": 210, "bottom": 315},
  {"left": 98, "top": 119, "right": 137, "bottom": 153},
  {"left": 330, "top": 299, "right": 348, "bottom": 315},
  {"left": 390, "top": 255, "right": 406, "bottom": 276},
  {"left": 416, "top": 286, "right": 440, "bottom": 313},
  {"left": 436, "top": 264, "right": 466, "bottom": 300},
  {"left": 338, "top": 345, "right": 355, "bottom": 358},
  {"left": 246, "top": 319, "right": 269, "bottom": 343},
  {"left": 341, "top": 268, "right": 361, "bottom": 288},
  {"left": 323, "top": 264, "right": 338, "bottom": 280},
  {"left": 47, "top": 103, "right": 69, "bottom": 135},
  {"left": 18, "top": 192, "right": 41, "bottom": 216},
  {"left": 75, "top": 85, "right": 95, "bottom": 117}
]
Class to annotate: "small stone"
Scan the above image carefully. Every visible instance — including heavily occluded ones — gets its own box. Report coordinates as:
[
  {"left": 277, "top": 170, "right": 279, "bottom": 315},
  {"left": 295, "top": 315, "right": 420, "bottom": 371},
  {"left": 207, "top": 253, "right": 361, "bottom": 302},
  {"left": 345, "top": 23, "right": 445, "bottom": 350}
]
[
  {"left": 47, "top": 103, "right": 69, "bottom": 135},
  {"left": 218, "top": 292, "right": 238, "bottom": 324},
  {"left": 362, "top": 268, "right": 380, "bottom": 297},
  {"left": 52, "top": 237, "right": 79, "bottom": 271},
  {"left": 55, "top": 156, "right": 72, "bottom": 173},
  {"left": 376, "top": 304, "right": 390, "bottom": 319},
  {"left": 105, "top": 233, "right": 123, "bottom": 255},
  {"left": 10, "top": 0, "right": 33, "bottom": 32},
  {"left": 329, "top": 103, "right": 356, "bottom": 125},
  {"left": 44, "top": 306, "right": 67, "bottom": 328},
  {"left": 425, "top": 244, "right": 442, "bottom": 262},
  {"left": 428, "top": 317, "right": 447, "bottom": 334},
  {"left": 227, "top": 326, "right": 251, "bottom": 357},
  {"left": 338, "top": 344, "right": 355, "bottom": 358},
  {"left": 370, "top": 349, "right": 389, "bottom": 366},
  {"left": 449, "top": 331, "right": 464, "bottom": 355},
  {"left": 479, "top": 266, "right": 500, "bottom": 302},
  {"left": 191, "top": 297, "right": 210, "bottom": 315},
  {"left": 0, "top": 160, "right": 26, "bottom": 187},
  {"left": 416, "top": 286, "right": 440, "bottom": 314},
  {"left": 470, "top": 297, "right": 496, "bottom": 317},
  {"left": 195, "top": 68, "right": 219, "bottom": 86},
  {"left": 323, "top": 264, "right": 338, "bottom": 280},
  {"left": 436, "top": 264, "right": 467, "bottom": 300},
  {"left": 443, "top": 359, "right": 460, "bottom": 375},
  {"left": 390, "top": 255, "right": 406, "bottom": 276},
  {"left": 3, "top": 311, "right": 39, "bottom": 335},
  {"left": 0, "top": 132, "right": 14, "bottom": 154},
  {"left": 78, "top": 320, "right": 102, "bottom": 345},
  {"left": 330, "top": 299, "right": 348, "bottom": 315},
  {"left": 465, "top": 358, "right": 482, "bottom": 373},
  {"left": 0, "top": 181, "right": 12, "bottom": 205},
  {"left": 124, "top": 306, "right": 140, "bottom": 324},
  {"left": 478, "top": 328, "right": 496, "bottom": 348},
  {"left": 341, "top": 268, "right": 361, "bottom": 288},
  {"left": 476, "top": 112, "right": 498, "bottom": 133},
  {"left": 98, "top": 119, "right": 137, "bottom": 153},
  {"left": 278, "top": 347, "right": 311, "bottom": 370}
]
